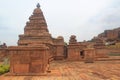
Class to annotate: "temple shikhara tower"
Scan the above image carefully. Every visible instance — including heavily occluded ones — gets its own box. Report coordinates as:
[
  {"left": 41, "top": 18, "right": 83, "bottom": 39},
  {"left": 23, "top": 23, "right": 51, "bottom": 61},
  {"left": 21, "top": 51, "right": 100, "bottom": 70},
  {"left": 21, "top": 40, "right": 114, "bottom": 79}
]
[{"left": 18, "top": 3, "right": 53, "bottom": 46}]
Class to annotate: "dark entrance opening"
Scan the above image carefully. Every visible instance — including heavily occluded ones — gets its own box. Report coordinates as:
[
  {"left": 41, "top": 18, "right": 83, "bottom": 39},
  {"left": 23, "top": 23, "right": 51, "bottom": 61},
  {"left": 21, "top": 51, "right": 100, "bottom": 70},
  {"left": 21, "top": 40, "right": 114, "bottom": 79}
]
[
  {"left": 80, "top": 50, "right": 84, "bottom": 59},
  {"left": 64, "top": 46, "right": 68, "bottom": 59}
]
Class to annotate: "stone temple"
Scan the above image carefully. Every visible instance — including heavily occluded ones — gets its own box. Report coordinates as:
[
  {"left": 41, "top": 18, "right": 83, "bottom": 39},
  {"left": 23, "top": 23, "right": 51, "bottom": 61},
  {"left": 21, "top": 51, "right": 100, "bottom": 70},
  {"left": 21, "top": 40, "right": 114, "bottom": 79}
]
[
  {"left": 3, "top": 3, "right": 119, "bottom": 75},
  {"left": 8, "top": 3, "right": 65, "bottom": 75},
  {"left": 18, "top": 3, "right": 65, "bottom": 60}
]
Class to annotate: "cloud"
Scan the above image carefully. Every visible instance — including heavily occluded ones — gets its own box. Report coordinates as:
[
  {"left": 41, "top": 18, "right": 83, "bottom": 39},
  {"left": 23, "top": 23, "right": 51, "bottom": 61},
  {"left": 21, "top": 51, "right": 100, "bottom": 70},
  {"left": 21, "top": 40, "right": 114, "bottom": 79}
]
[
  {"left": 85, "top": 1, "right": 120, "bottom": 32},
  {"left": 0, "top": 0, "right": 120, "bottom": 45}
]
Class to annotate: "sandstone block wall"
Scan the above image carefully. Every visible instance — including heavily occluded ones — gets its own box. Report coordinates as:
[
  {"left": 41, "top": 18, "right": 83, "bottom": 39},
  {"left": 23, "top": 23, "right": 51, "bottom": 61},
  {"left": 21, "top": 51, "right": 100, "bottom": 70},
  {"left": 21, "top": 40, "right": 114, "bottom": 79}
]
[
  {"left": 67, "top": 44, "right": 82, "bottom": 60},
  {"left": 8, "top": 46, "right": 49, "bottom": 75},
  {"left": 84, "top": 48, "right": 95, "bottom": 63},
  {"left": 0, "top": 49, "right": 9, "bottom": 61},
  {"left": 95, "top": 49, "right": 109, "bottom": 58}
]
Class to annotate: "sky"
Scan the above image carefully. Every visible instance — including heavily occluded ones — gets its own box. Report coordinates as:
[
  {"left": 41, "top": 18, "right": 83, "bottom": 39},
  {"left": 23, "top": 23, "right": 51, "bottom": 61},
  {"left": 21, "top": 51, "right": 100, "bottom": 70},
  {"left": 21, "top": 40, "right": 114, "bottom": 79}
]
[{"left": 0, "top": 0, "right": 120, "bottom": 46}]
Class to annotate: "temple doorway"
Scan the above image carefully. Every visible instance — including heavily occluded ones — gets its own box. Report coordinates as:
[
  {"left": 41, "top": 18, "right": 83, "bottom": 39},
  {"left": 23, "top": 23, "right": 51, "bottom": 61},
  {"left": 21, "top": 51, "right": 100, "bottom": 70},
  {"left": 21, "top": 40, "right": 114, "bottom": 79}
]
[{"left": 80, "top": 50, "right": 85, "bottom": 59}]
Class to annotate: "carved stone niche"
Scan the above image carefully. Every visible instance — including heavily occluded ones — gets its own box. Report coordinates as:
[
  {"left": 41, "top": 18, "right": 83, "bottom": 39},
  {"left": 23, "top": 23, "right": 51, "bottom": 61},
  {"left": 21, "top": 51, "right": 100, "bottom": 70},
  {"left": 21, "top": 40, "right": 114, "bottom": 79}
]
[{"left": 8, "top": 45, "right": 49, "bottom": 75}]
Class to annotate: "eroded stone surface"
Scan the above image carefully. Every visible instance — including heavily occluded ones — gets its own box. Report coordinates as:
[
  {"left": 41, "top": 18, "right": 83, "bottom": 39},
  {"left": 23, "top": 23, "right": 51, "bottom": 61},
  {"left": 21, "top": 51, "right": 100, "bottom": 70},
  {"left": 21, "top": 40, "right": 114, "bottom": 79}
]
[
  {"left": 0, "top": 60, "right": 120, "bottom": 80},
  {"left": 8, "top": 46, "right": 49, "bottom": 75}
]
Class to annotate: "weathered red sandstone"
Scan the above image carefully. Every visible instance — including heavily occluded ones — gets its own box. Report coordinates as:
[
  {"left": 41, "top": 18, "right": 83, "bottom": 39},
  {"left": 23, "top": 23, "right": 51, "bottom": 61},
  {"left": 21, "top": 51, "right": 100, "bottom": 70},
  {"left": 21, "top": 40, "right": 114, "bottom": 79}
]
[{"left": 96, "top": 27, "right": 120, "bottom": 41}]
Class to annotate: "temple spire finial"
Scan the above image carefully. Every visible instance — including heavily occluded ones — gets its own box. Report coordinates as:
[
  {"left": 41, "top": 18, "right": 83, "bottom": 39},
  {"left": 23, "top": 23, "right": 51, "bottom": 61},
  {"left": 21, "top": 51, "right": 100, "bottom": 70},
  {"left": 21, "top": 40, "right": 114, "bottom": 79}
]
[{"left": 37, "top": 3, "right": 40, "bottom": 8}]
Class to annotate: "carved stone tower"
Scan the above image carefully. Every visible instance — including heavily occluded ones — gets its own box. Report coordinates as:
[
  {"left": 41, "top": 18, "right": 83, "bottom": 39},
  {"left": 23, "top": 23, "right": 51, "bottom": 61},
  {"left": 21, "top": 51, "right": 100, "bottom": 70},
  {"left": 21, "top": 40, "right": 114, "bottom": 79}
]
[
  {"left": 18, "top": 3, "right": 53, "bottom": 46},
  {"left": 8, "top": 3, "right": 53, "bottom": 75}
]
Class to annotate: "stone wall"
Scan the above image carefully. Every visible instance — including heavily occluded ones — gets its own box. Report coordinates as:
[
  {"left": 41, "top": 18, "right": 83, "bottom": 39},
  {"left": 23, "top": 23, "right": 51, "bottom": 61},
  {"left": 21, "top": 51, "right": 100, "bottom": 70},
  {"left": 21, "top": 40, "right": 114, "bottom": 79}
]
[
  {"left": 95, "top": 49, "right": 109, "bottom": 58},
  {"left": 53, "top": 36, "right": 65, "bottom": 60},
  {"left": 8, "top": 45, "right": 49, "bottom": 75},
  {"left": 0, "top": 49, "right": 9, "bottom": 61},
  {"left": 67, "top": 44, "right": 82, "bottom": 60},
  {"left": 84, "top": 48, "right": 95, "bottom": 63},
  {"left": 54, "top": 45, "right": 64, "bottom": 60}
]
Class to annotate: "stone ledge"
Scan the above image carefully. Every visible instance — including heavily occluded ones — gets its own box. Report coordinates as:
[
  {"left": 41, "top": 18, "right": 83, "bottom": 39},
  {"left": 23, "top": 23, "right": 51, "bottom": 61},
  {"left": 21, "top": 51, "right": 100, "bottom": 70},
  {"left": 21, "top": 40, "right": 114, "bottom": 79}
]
[{"left": 7, "top": 46, "right": 49, "bottom": 51}]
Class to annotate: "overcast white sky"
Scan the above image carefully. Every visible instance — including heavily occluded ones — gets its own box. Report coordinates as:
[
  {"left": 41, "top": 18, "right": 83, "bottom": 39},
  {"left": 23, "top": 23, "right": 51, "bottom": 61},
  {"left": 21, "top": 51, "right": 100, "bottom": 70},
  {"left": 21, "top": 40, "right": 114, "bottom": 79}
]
[{"left": 0, "top": 0, "right": 120, "bottom": 46}]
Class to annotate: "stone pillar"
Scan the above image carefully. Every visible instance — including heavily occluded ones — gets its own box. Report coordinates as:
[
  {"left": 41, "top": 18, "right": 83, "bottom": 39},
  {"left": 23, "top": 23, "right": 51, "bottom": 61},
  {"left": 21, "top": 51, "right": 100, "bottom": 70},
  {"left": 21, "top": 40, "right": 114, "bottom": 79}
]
[
  {"left": 84, "top": 48, "right": 95, "bottom": 63},
  {"left": 8, "top": 45, "right": 49, "bottom": 75}
]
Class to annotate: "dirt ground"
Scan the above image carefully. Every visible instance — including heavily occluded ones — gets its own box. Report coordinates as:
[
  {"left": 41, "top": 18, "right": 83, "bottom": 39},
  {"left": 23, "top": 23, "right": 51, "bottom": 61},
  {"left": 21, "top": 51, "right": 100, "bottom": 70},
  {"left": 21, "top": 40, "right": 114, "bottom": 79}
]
[{"left": 0, "top": 60, "right": 120, "bottom": 80}]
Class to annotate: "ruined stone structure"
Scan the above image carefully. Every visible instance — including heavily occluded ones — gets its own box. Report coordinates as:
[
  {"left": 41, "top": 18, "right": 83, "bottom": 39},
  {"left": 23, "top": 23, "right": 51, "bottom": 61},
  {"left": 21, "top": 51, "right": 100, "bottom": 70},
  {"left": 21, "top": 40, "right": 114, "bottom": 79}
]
[
  {"left": 94, "top": 38, "right": 105, "bottom": 49},
  {"left": 0, "top": 43, "right": 8, "bottom": 61},
  {"left": 67, "top": 35, "right": 87, "bottom": 60},
  {"left": 8, "top": 3, "right": 65, "bottom": 75},
  {"left": 67, "top": 35, "right": 111, "bottom": 61},
  {"left": 93, "top": 38, "right": 108, "bottom": 58},
  {"left": 0, "top": 43, "right": 7, "bottom": 48}
]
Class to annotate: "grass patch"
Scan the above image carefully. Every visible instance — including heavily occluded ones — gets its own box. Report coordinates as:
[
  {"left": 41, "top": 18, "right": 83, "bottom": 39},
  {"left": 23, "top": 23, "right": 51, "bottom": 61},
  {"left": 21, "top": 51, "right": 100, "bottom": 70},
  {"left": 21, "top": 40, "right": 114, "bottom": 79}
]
[
  {"left": 0, "top": 64, "right": 10, "bottom": 75},
  {"left": 0, "top": 57, "right": 10, "bottom": 75}
]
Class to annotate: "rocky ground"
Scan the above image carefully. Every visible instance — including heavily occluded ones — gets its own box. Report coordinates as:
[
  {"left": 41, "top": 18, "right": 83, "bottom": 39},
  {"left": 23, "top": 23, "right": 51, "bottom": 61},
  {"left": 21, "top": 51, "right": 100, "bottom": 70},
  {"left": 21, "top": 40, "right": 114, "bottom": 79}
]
[{"left": 0, "top": 60, "right": 120, "bottom": 80}]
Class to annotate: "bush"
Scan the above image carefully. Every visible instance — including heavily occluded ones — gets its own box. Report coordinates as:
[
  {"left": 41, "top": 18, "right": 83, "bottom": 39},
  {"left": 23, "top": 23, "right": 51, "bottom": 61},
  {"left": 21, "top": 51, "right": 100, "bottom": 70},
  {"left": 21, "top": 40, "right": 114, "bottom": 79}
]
[
  {"left": 0, "top": 68, "right": 5, "bottom": 74},
  {"left": 3, "top": 65, "right": 10, "bottom": 72},
  {"left": 0, "top": 64, "right": 10, "bottom": 75},
  {"left": 0, "top": 57, "right": 10, "bottom": 75}
]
